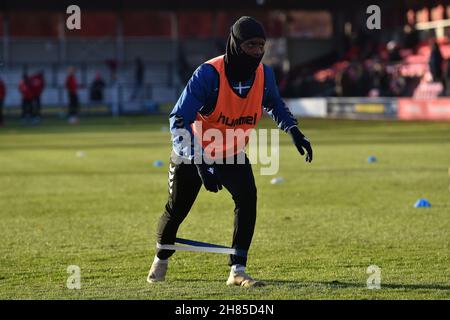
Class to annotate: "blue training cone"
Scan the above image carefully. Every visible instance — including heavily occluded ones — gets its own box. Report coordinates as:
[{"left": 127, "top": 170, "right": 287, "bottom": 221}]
[
  {"left": 368, "top": 156, "right": 377, "bottom": 163},
  {"left": 153, "top": 160, "right": 163, "bottom": 167},
  {"left": 414, "top": 198, "right": 431, "bottom": 208}
]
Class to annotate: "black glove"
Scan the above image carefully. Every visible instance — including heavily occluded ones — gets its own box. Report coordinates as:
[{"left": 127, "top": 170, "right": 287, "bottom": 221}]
[
  {"left": 195, "top": 163, "right": 223, "bottom": 193},
  {"left": 289, "top": 126, "right": 313, "bottom": 163}
]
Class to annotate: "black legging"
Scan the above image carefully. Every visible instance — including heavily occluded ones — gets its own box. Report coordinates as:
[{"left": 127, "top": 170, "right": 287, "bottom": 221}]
[
  {"left": 68, "top": 93, "right": 79, "bottom": 116},
  {"left": 21, "top": 99, "right": 32, "bottom": 119},
  {"left": 156, "top": 153, "right": 257, "bottom": 267},
  {"left": 32, "top": 96, "right": 41, "bottom": 118}
]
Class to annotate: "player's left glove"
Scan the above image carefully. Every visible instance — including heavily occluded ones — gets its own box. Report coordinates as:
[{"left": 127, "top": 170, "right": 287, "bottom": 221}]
[
  {"left": 289, "top": 126, "right": 313, "bottom": 163},
  {"left": 195, "top": 162, "right": 223, "bottom": 193}
]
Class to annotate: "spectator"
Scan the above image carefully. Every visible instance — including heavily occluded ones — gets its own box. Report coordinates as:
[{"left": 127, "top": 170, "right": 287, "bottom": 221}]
[
  {"left": 130, "top": 56, "right": 144, "bottom": 100},
  {"left": 389, "top": 69, "right": 407, "bottom": 97},
  {"left": 90, "top": 72, "right": 106, "bottom": 102},
  {"left": 386, "top": 41, "right": 402, "bottom": 62},
  {"left": 429, "top": 39, "right": 443, "bottom": 83},
  {"left": 30, "top": 70, "right": 45, "bottom": 123},
  {"left": 403, "top": 24, "right": 419, "bottom": 53},
  {"left": 353, "top": 63, "right": 369, "bottom": 96},
  {"left": 0, "top": 77, "right": 5, "bottom": 127},
  {"left": 370, "top": 62, "right": 390, "bottom": 96},
  {"left": 19, "top": 73, "right": 33, "bottom": 123},
  {"left": 445, "top": 59, "right": 450, "bottom": 96},
  {"left": 65, "top": 67, "right": 79, "bottom": 124},
  {"left": 359, "top": 60, "right": 373, "bottom": 96},
  {"left": 340, "top": 65, "right": 358, "bottom": 96},
  {"left": 335, "top": 70, "right": 344, "bottom": 97},
  {"left": 106, "top": 58, "right": 118, "bottom": 83}
]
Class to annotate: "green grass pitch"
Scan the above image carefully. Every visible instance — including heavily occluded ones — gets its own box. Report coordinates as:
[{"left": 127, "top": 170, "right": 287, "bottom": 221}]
[{"left": 0, "top": 116, "right": 449, "bottom": 299}]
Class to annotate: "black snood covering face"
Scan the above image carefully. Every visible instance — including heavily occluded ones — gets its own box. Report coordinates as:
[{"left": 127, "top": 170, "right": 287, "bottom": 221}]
[{"left": 224, "top": 16, "right": 266, "bottom": 82}]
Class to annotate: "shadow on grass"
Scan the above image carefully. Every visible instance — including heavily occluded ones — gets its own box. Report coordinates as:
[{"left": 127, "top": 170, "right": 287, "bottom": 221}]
[
  {"left": 263, "top": 280, "right": 450, "bottom": 291},
  {"left": 169, "top": 277, "right": 450, "bottom": 291}
]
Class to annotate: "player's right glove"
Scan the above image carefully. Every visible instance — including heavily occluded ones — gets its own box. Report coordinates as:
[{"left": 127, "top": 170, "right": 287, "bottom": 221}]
[
  {"left": 195, "top": 162, "right": 223, "bottom": 193},
  {"left": 289, "top": 126, "right": 313, "bottom": 163}
]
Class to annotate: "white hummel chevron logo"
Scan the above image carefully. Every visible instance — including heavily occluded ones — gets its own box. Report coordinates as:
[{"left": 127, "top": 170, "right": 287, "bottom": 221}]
[
  {"left": 169, "top": 164, "right": 175, "bottom": 172},
  {"left": 168, "top": 172, "right": 174, "bottom": 180},
  {"left": 169, "top": 180, "right": 174, "bottom": 187}
]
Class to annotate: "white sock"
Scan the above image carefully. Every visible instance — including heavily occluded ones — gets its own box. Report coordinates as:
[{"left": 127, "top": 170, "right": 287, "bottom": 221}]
[
  {"left": 154, "top": 256, "right": 168, "bottom": 264},
  {"left": 231, "top": 264, "right": 245, "bottom": 273}
]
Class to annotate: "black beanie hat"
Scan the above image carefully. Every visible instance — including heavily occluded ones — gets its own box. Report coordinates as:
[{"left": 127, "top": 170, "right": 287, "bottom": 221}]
[
  {"left": 231, "top": 16, "right": 266, "bottom": 46},
  {"left": 224, "top": 16, "right": 266, "bottom": 82}
]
